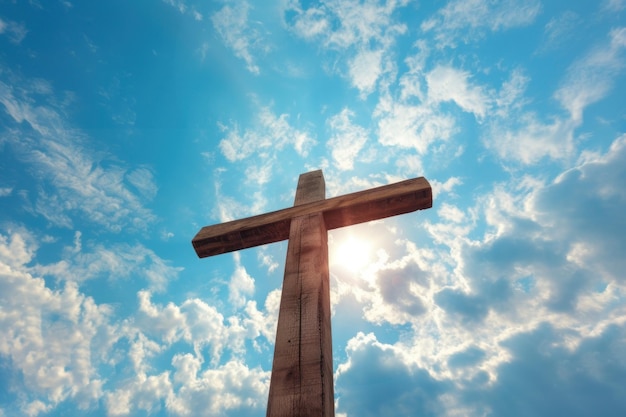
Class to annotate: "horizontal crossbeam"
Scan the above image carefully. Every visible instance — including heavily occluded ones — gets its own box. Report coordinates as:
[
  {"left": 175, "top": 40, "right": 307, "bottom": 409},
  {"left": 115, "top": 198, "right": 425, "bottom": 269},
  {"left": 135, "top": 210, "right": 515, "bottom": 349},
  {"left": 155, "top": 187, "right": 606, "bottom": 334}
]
[{"left": 192, "top": 176, "right": 431, "bottom": 258}]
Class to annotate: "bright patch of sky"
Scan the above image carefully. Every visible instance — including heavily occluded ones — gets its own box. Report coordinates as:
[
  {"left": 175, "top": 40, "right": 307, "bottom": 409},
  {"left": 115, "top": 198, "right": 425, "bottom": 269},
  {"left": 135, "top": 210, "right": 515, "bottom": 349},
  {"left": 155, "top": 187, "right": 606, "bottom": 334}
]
[{"left": 1, "top": 0, "right": 625, "bottom": 416}]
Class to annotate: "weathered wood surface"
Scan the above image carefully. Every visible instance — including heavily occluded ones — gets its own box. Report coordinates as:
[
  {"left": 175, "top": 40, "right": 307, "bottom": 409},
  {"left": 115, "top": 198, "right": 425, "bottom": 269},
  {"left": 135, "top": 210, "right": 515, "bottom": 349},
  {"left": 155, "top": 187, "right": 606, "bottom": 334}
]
[
  {"left": 192, "top": 175, "right": 432, "bottom": 258},
  {"left": 193, "top": 169, "right": 433, "bottom": 417},
  {"left": 266, "top": 171, "right": 334, "bottom": 417}
]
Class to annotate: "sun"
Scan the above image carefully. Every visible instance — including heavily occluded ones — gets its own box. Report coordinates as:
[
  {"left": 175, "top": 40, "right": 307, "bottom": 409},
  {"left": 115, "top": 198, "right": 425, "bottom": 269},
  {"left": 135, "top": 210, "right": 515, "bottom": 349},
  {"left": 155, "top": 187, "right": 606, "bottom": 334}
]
[{"left": 332, "top": 236, "right": 372, "bottom": 273}]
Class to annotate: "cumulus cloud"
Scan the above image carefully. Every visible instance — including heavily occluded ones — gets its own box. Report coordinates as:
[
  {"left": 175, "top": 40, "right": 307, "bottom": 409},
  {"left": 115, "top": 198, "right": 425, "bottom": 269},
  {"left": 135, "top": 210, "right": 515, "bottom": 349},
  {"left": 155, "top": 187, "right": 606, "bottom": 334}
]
[
  {"left": 335, "top": 323, "right": 626, "bottom": 417},
  {"left": 0, "top": 229, "right": 117, "bottom": 415},
  {"left": 336, "top": 332, "right": 449, "bottom": 417},
  {"left": 0, "top": 223, "right": 275, "bottom": 417},
  {"left": 331, "top": 132, "right": 626, "bottom": 414},
  {"left": 531, "top": 134, "right": 626, "bottom": 283},
  {"left": 435, "top": 132, "right": 626, "bottom": 328},
  {"left": 137, "top": 290, "right": 249, "bottom": 361},
  {"left": 167, "top": 356, "right": 269, "bottom": 417},
  {"left": 476, "top": 323, "right": 626, "bottom": 417}
]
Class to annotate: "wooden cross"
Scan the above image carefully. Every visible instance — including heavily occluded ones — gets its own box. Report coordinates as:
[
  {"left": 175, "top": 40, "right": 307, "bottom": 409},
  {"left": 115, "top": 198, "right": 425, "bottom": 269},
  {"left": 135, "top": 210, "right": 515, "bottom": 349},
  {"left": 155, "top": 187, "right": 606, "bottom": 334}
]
[{"left": 192, "top": 170, "right": 432, "bottom": 417}]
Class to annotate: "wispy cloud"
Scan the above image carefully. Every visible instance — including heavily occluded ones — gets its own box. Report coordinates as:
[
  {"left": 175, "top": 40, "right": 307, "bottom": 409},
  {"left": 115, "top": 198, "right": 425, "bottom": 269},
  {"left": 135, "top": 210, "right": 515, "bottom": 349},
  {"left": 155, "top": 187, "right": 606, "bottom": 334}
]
[
  {"left": 212, "top": 1, "right": 265, "bottom": 74},
  {"left": 485, "top": 27, "right": 626, "bottom": 164},
  {"left": 603, "top": 0, "right": 626, "bottom": 12},
  {"left": 375, "top": 97, "right": 457, "bottom": 154},
  {"left": 327, "top": 108, "right": 369, "bottom": 171},
  {"left": 228, "top": 253, "right": 255, "bottom": 308},
  {"left": 538, "top": 11, "right": 581, "bottom": 53},
  {"left": 422, "top": 0, "right": 541, "bottom": 47},
  {"left": 426, "top": 65, "right": 490, "bottom": 119},
  {"left": 0, "top": 17, "right": 27, "bottom": 43},
  {"left": 0, "top": 75, "right": 156, "bottom": 232},
  {"left": 555, "top": 27, "right": 626, "bottom": 123},
  {"left": 286, "top": 0, "right": 409, "bottom": 95},
  {"left": 161, "top": 0, "right": 203, "bottom": 19},
  {"left": 218, "top": 105, "right": 315, "bottom": 163},
  {"left": 486, "top": 114, "right": 577, "bottom": 165}
]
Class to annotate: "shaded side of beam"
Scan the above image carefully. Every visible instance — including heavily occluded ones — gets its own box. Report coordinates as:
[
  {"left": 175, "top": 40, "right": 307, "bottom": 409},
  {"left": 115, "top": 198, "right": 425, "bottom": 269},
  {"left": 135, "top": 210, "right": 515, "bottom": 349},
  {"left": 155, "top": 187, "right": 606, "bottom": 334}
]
[{"left": 192, "top": 177, "right": 432, "bottom": 258}]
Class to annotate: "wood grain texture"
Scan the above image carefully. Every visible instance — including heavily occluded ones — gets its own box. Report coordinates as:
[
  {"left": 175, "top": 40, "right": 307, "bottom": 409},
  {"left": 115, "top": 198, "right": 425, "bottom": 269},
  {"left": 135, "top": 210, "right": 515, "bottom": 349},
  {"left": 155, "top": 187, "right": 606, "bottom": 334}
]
[
  {"left": 266, "top": 171, "right": 334, "bottom": 417},
  {"left": 192, "top": 176, "right": 432, "bottom": 258}
]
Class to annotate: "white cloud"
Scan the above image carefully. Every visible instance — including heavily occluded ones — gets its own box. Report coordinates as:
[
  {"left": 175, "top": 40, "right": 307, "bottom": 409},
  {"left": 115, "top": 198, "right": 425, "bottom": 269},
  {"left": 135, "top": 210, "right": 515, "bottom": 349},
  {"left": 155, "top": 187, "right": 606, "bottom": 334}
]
[
  {"left": 434, "top": 133, "right": 626, "bottom": 329},
  {"left": 327, "top": 108, "right": 369, "bottom": 171},
  {"left": 531, "top": 134, "right": 626, "bottom": 283},
  {"left": 422, "top": 0, "right": 542, "bottom": 47},
  {"left": 336, "top": 332, "right": 447, "bottom": 416},
  {"left": 438, "top": 203, "right": 465, "bottom": 223},
  {"left": 125, "top": 167, "right": 158, "bottom": 200},
  {"left": 376, "top": 100, "right": 457, "bottom": 153},
  {"left": 212, "top": 1, "right": 264, "bottom": 74},
  {"left": 286, "top": 0, "right": 409, "bottom": 94},
  {"left": 105, "top": 371, "right": 172, "bottom": 416},
  {"left": 243, "top": 289, "right": 281, "bottom": 344},
  {"left": 218, "top": 106, "right": 315, "bottom": 162},
  {"left": 162, "top": 0, "right": 203, "bottom": 19},
  {"left": 486, "top": 28, "right": 626, "bottom": 165},
  {"left": 0, "top": 229, "right": 117, "bottom": 415},
  {"left": 0, "top": 17, "right": 27, "bottom": 43},
  {"left": 290, "top": 6, "right": 329, "bottom": 38},
  {"left": 257, "top": 246, "right": 279, "bottom": 274},
  {"left": 555, "top": 27, "right": 626, "bottom": 123},
  {"left": 493, "top": 68, "right": 529, "bottom": 116},
  {"left": 486, "top": 113, "right": 577, "bottom": 164},
  {"left": 34, "top": 241, "right": 182, "bottom": 292},
  {"left": 138, "top": 290, "right": 230, "bottom": 359},
  {"left": 348, "top": 48, "right": 384, "bottom": 94},
  {"left": 328, "top": 133, "right": 626, "bottom": 416},
  {"left": 0, "top": 226, "right": 273, "bottom": 417},
  {"left": 0, "top": 78, "right": 157, "bottom": 232},
  {"left": 426, "top": 65, "right": 490, "bottom": 118},
  {"left": 330, "top": 131, "right": 626, "bottom": 401},
  {"left": 430, "top": 176, "right": 463, "bottom": 200},
  {"left": 162, "top": 0, "right": 187, "bottom": 14},
  {"left": 539, "top": 11, "right": 581, "bottom": 53},
  {"left": 603, "top": 0, "right": 626, "bottom": 12},
  {"left": 228, "top": 254, "right": 255, "bottom": 308},
  {"left": 167, "top": 356, "right": 269, "bottom": 416}
]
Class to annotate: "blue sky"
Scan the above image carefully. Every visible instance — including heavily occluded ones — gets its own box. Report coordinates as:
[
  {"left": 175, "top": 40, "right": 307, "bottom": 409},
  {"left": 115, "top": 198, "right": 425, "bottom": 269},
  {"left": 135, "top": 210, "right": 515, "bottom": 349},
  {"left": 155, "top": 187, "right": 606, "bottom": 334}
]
[{"left": 1, "top": 0, "right": 625, "bottom": 416}]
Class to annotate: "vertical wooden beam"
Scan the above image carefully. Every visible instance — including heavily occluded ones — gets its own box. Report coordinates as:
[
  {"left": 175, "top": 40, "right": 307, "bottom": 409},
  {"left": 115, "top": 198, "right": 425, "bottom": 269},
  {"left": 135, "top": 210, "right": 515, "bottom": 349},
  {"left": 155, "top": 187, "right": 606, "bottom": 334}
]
[{"left": 267, "top": 170, "right": 334, "bottom": 417}]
